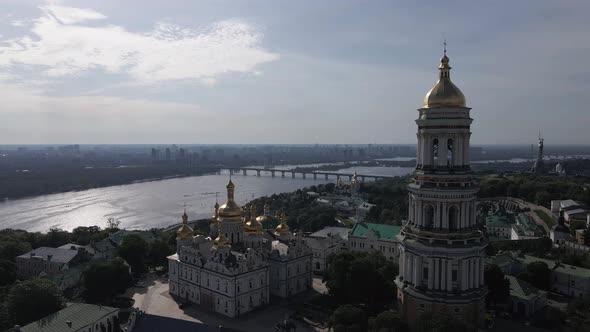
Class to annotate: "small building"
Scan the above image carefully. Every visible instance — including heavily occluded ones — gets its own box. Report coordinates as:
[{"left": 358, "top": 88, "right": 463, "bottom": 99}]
[
  {"left": 356, "top": 202, "right": 376, "bottom": 222},
  {"left": 487, "top": 252, "right": 590, "bottom": 300},
  {"left": 550, "top": 211, "right": 571, "bottom": 243},
  {"left": 15, "top": 303, "right": 119, "bottom": 332},
  {"left": 90, "top": 238, "right": 118, "bottom": 260},
  {"left": 507, "top": 275, "right": 547, "bottom": 317},
  {"left": 348, "top": 222, "right": 401, "bottom": 261},
  {"left": 304, "top": 227, "right": 350, "bottom": 273},
  {"left": 16, "top": 247, "right": 88, "bottom": 280},
  {"left": 485, "top": 214, "right": 513, "bottom": 239},
  {"left": 550, "top": 199, "right": 589, "bottom": 224},
  {"left": 510, "top": 214, "right": 545, "bottom": 240}
]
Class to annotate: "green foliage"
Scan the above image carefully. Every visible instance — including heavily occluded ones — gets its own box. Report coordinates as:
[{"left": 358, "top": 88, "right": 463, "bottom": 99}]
[
  {"left": 361, "top": 177, "right": 409, "bottom": 223},
  {"left": 570, "top": 220, "right": 587, "bottom": 236},
  {"left": 148, "top": 239, "right": 175, "bottom": 268},
  {"left": 6, "top": 278, "right": 65, "bottom": 326},
  {"left": 415, "top": 312, "right": 469, "bottom": 332},
  {"left": 330, "top": 304, "right": 367, "bottom": 332},
  {"left": 478, "top": 175, "right": 590, "bottom": 208},
  {"left": 518, "top": 261, "right": 552, "bottom": 291},
  {"left": 82, "top": 258, "right": 132, "bottom": 303},
  {"left": 248, "top": 183, "right": 340, "bottom": 233},
  {"left": 0, "top": 237, "right": 32, "bottom": 262},
  {"left": 118, "top": 234, "right": 149, "bottom": 274},
  {"left": 0, "top": 260, "right": 16, "bottom": 286},
  {"left": 489, "top": 238, "right": 552, "bottom": 257},
  {"left": 534, "top": 209, "right": 555, "bottom": 228},
  {"left": 369, "top": 311, "right": 407, "bottom": 332},
  {"left": 72, "top": 226, "right": 103, "bottom": 245},
  {"left": 325, "top": 251, "right": 398, "bottom": 313},
  {"left": 484, "top": 264, "right": 510, "bottom": 305}
]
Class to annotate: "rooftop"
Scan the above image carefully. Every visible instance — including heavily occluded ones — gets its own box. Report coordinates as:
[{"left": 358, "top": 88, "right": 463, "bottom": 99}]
[
  {"left": 350, "top": 222, "right": 401, "bottom": 241},
  {"left": 20, "top": 303, "right": 118, "bottom": 332},
  {"left": 485, "top": 214, "right": 513, "bottom": 228},
  {"left": 507, "top": 275, "right": 546, "bottom": 300},
  {"left": 308, "top": 226, "right": 350, "bottom": 240},
  {"left": 132, "top": 313, "right": 244, "bottom": 332},
  {"left": 18, "top": 247, "right": 80, "bottom": 264}
]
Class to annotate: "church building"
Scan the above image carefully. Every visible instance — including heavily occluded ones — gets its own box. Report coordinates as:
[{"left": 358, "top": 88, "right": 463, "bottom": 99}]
[
  {"left": 395, "top": 47, "right": 487, "bottom": 329},
  {"left": 168, "top": 179, "right": 312, "bottom": 317}
]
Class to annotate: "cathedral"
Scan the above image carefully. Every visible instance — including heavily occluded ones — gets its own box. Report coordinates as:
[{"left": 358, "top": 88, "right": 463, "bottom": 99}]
[
  {"left": 395, "top": 48, "right": 487, "bottom": 329},
  {"left": 168, "top": 179, "right": 312, "bottom": 317}
]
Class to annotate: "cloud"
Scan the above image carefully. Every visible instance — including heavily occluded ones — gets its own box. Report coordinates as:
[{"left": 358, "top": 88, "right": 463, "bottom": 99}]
[{"left": 0, "top": 3, "right": 279, "bottom": 84}]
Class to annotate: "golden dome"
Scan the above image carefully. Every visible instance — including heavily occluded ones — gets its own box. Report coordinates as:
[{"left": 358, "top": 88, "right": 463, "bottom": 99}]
[
  {"left": 177, "top": 209, "right": 194, "bottom": 239},
  {"left": 423, "top": 50, "right": 466, "bottom": 109},
  {"left": 218, "top": 179, "right": 242, "bottom": 220},
  {"left": 274, "top": 211, "right": 290, "bottom": 236},
  {"left": 214, "top": 224, "right": 231, "bottom": 248},
  {"left": 351, "top": 171, "right": 359, "bottom": 184},
  {"left": 245, "top": 205, "right": 263, "bottom": 235}
]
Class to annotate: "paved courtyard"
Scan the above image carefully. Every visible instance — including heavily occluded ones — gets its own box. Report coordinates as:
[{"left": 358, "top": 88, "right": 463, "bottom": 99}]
[{"left": 125, "top": 274, "right": 325, "bottom": 332}]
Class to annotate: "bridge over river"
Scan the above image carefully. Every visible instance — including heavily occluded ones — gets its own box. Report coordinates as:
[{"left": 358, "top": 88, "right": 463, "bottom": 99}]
[{"left": 218, "top": 167, "right": 394, "bottom": 182}]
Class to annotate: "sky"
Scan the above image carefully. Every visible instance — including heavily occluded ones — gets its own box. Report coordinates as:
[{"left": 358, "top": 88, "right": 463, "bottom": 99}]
[{"left": 0, "top": 0, "right": 589, "bottom": 145}]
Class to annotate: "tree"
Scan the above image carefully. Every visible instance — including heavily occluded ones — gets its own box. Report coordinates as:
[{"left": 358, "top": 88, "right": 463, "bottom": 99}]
[
  {"left": 330, "top": 304, "right": 366, "bottom": 332},
  {"left": 370, "top": 311, "right": 407, "bottom": 332},
  {"left": 570, "top": 220, "right": 586, "bottom": 237},
  {"left": 83, "top": 258, "right": 132, "bottom": 303},
  {"left": 44, "top": 227, "right": 72, "bottom": 248},
  {"left": 106, "top": 217, "right": 121, "bottom": 231},
  {"left": 0, "top": 260, "right": 16, "bottom": 286},
  {"left": 118, "top": 234, "right": 149, "bottom": 274},
  {"left": 6, "top": 278, "right": 65, "bottom": 326},
  {"left": 518, "top": 261, "right": 551, "bottom": 291},
  {"left": 0, "top": 239, "right": 31, "bottom": 262},
  {"left": 416, "top": 312, "right": 469, "bottom": 332},
  {"left": 148, "top": 240, "right": 174, "bottom": 268},
  {"left": 72, "top": 226, "right": 102, "bottom": 245},
  {"left": 325, "top": 251, "right": 397, "bottom": 313},
  {"left": 484, "top": 264, "right": 510, "bottom": 305}
]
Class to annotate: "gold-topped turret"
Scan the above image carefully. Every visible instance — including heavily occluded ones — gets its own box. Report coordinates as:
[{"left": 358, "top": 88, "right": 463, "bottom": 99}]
[
  {"left": 245, "top": 205, "right": 263, "bottom": 235},
  {"left": 422, "top": 42, "right": 466, "bottom": 109},
  {"left": 218, "top": 178, "right": 242, "bottom": 220},
  {"left": 274, "top": 210, "right": 290, "bottom": 237},
  {"left": 177, "top": 208, "right": 194, "bottom": 239},
  {"left": 213, "top": 223, "right": 231, "bottom": 249}
]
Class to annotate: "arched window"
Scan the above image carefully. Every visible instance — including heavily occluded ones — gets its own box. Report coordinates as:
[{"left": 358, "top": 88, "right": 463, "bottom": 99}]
[
  {"left": 432, "top": 138, "right": 439, "bottom": 166},
  {"left": 447, "top": 138, "right": 454, "bottom": 167},
  {"left": 448, "top": 205, "right": 459, "bottom": 230},
  {"left": 424, "top": 204, "right": 434, "bottom": 229}
]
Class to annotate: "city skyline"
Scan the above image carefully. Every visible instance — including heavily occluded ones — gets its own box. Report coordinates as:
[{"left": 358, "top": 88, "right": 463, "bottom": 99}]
[{"left": 1, "top": 0, "right": 589, "bottom": 145}]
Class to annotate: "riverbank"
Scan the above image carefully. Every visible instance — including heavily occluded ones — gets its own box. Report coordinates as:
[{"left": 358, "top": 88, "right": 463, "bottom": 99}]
[{"left": 0, "top": 165, "right": 219, "bottom": 201}]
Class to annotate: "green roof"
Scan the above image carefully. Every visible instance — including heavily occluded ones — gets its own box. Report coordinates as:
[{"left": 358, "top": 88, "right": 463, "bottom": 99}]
[
  {"left": 485, "top": 215, "right": 513, "bottom": 228},
  {"left": 21, "top": 303, "right": 118, "bottom": 332},
  {"left": 350, "top": 222, "right": 401, "bottom": 241}
]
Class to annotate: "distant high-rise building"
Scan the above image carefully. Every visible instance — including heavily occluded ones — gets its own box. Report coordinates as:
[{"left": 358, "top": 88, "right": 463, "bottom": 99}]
[
  {"left": 395, "top": 48, "right": 487, "bottom": 329},
  {"left": 165, "top": 147, "right": 171, "bottom": 161}
]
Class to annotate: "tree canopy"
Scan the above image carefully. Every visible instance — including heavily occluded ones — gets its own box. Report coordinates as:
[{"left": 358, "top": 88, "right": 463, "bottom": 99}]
[
  {"left": 484, "top": 264, "right": 510, "bottom": 305},
  {"left": 415, "top": 312, "right": 469, "bottom": 332},
  {"left": 369, "top": 311, "right": 407, "bottom": 332},
  {"left": 118, "top": 234, "right": 149, "bottom": 274},
  {"left": 518, "top": 261, "right": 552, "bottom": 291},
  {"left": 82, "top": 258, "right": 132, "bottom": 303},
  {"left": 6, "top": 278, "right": 65, "bottom": 326},
  {"left": 325, "top": 251, "right": 398, "bottom": 313},
  {"left": 330, "top": 304, "right": 367, "bottom": 332}
]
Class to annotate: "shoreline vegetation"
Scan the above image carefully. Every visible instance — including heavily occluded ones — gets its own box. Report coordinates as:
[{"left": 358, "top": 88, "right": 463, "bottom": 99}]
[{"left": 0, "top": 165, "right": 219, "bottom": 201}]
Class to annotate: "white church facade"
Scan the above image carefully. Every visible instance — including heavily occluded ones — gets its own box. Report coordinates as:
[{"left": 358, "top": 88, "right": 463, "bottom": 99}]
[{"left": 168, "top": 180, "right": 312, "bottom": 317}]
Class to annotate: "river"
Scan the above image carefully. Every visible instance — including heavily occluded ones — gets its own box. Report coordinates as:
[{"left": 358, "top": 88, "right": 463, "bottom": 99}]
[{"left": 0, "top": 166, "right": 414, "bottom": 232}]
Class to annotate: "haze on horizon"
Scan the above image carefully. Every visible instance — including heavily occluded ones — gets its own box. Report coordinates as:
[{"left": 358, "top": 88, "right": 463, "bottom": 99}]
[{"left": 0, "top": 0, "right": 589, "bottom": 145}]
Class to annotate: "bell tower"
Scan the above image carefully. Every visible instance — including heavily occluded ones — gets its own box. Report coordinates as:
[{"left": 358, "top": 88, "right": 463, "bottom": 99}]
[{"left": 395, "top": 47, "right": 487, "bottom": 330}]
